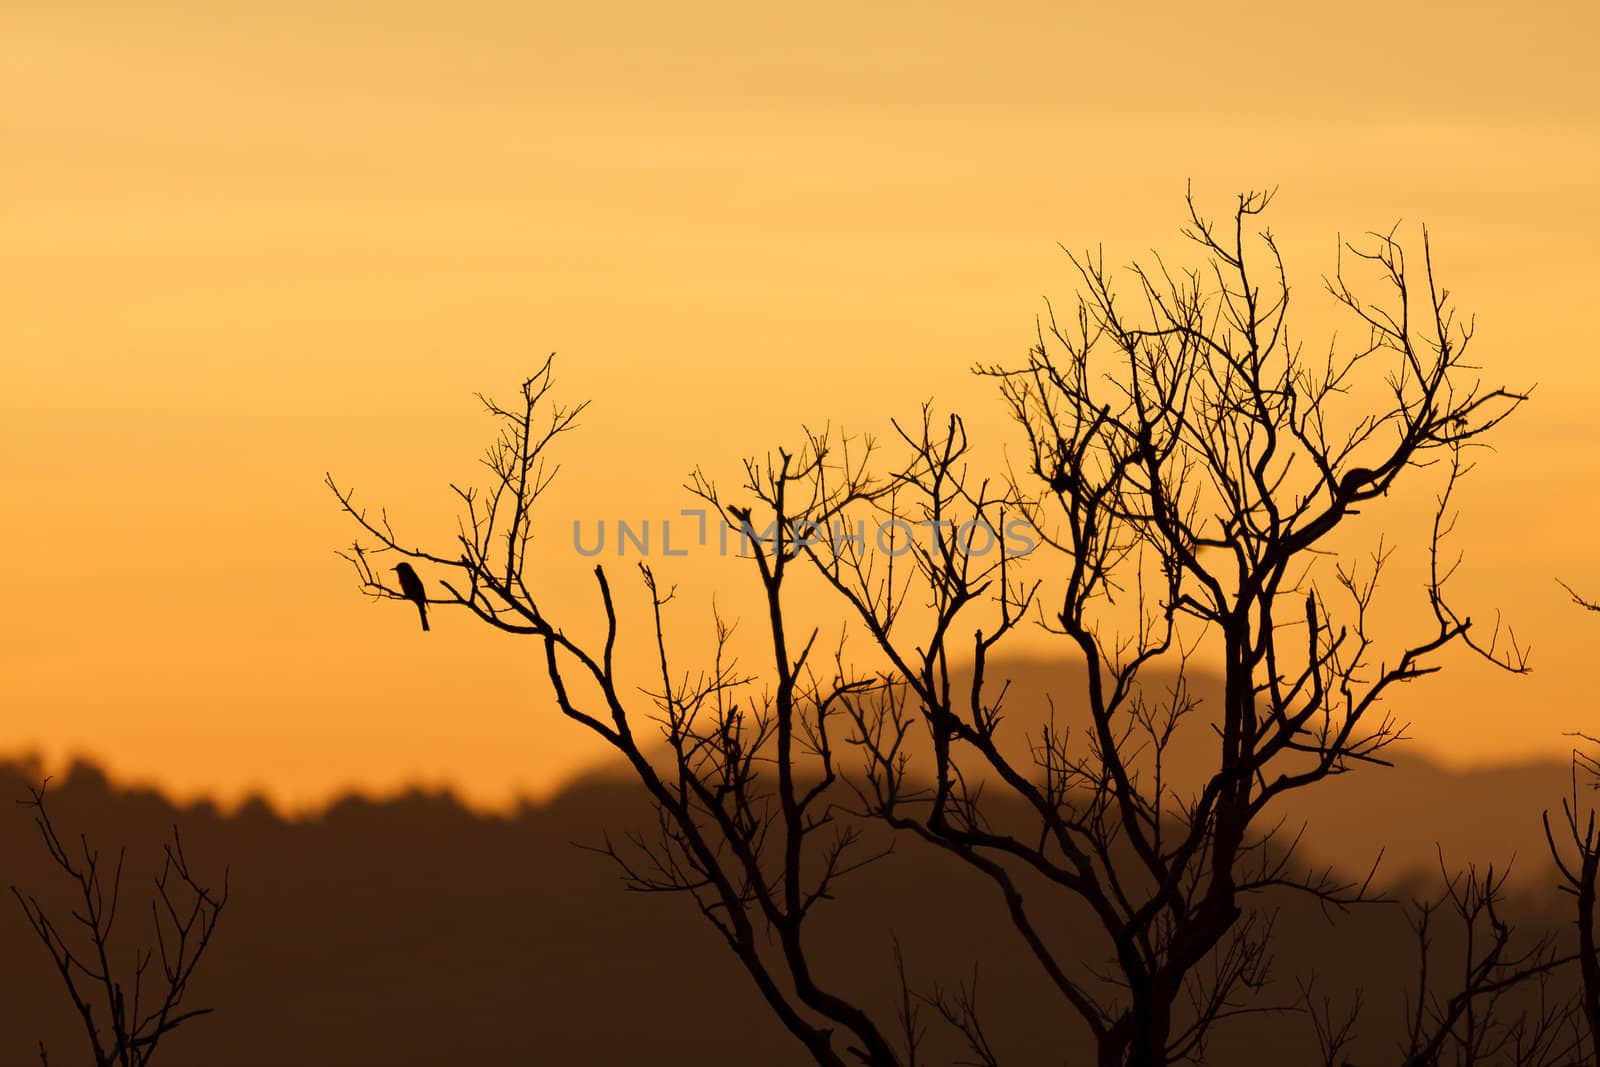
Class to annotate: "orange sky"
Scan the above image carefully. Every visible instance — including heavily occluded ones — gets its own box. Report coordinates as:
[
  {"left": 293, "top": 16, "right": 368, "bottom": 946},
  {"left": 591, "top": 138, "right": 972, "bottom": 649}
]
[{"left": 5, "top": 0, "right": 1598, "bottom": 810}]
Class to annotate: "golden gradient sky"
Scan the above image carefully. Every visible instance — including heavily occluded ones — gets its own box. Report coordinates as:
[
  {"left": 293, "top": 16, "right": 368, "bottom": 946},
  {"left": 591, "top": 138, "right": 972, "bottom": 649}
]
[{"left": 5, "top": 0, "right": 1598, "bottom": 810}]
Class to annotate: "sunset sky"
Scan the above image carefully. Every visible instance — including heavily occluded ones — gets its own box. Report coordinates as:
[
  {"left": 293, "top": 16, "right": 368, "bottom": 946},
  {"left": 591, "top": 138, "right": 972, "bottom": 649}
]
[{"left": 5, "top": 0, "right": 1598, "bottom": 810}]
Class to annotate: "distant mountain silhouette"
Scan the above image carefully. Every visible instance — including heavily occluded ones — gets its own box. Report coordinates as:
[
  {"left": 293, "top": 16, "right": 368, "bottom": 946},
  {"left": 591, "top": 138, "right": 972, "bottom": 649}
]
[{"left": 0, "top": 744, "right": 1581, "bottom": 1065}]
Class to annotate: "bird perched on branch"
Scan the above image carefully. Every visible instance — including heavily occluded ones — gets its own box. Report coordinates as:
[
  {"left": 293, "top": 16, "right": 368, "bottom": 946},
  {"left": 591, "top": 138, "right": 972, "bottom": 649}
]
[{"left": 392, "top": 562, "right": 430, "bottom": 632}]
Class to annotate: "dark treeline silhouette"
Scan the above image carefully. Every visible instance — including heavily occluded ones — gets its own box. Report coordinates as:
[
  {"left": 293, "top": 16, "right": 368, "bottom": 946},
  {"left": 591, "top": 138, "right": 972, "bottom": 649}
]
[{"left": 0, "top": 748, "right": 1583, "bottom": 1066}]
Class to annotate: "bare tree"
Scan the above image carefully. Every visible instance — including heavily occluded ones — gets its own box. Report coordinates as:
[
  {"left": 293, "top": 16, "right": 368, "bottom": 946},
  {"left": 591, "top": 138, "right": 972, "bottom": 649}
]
[
  {"left": 330, "top": 360, "right": 905, "bottom": 1064},
  {"left": 1299, "top": 975, "right": 1363, "bottom": 1067},
  {"left": 329, "top": 188, "right": 1528, "bottom": 1065},
  {"left": 1299, "top": 855, "right": 1582, "bottom": 1067},
  {"left": 1543, "top": 584, "right": 1600, "bottom": 1061},
  {"left": 809, "top": 186, "right": 1529, "bottom": 1065},
  {"left": 9, "top": 781, "right": 228, "bottom": 1067},
  {"left": 1394, "top": 858, "right": 1579, "bottom": 1067}
]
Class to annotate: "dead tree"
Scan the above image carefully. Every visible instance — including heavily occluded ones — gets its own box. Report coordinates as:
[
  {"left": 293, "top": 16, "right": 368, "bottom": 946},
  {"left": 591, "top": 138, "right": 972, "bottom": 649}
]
[
  {"left": 1543, "top": 584, "right": 1600, "bottom": 1062},
  {"left": 330, "top": 361, "right": 903, "bottom": 1065},
  {"left": 1299, "top": 856, "right": 1580, "bottom": 1067},
  {"left": 328, "top": 189, "right": 1528, "bottom": 1065},
  {"left": 802, "top": 186, "right": 1529, "bottom": 1065},
  {"left": 9, "top": 781, "right": 228, "bottom": 1067},
  {"left": 1399, "top": 860, "right": 1579, "bottom": 1066}
]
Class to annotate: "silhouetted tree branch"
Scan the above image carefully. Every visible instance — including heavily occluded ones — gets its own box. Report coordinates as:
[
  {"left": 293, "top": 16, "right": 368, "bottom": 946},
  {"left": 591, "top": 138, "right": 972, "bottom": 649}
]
[
  {"left": 1298, "top": 974, "right": 1363, "bottom": 1067},
  {"left": 1545, "top": 584, "right": 1600, "bottom": 1061},
  {"left": 1394, "top": 857, "right": 1579, "bottom": 1067},
  {"left": 330, "top": 189, "right": 1529, "bottom": 1065},
  {"left": 330, "top": 370, "right": 901, "bottom": 1064},
  {"left": 819, "top": 186, "right": 1529, "bottom": 1065},
  {"left": 1295, "top": 854, "right": 1581, "bottom": 1066},
  {"left": 9, "top": 780, "right": 228, "bottom": 1067}
]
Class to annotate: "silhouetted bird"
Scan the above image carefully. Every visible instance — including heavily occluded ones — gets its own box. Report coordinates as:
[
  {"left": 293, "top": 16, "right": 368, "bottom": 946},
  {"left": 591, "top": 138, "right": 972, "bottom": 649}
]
[{"left": 392, "top": 562, "right": 429, "bottom": 632}]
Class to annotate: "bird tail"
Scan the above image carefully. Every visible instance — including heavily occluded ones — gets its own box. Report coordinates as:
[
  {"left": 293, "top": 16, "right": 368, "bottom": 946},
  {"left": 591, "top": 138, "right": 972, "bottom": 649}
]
[{"left": 416, "top": 602, "right": 430, "bottom": 632}]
